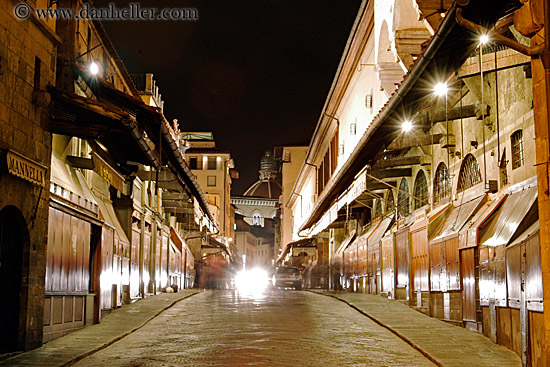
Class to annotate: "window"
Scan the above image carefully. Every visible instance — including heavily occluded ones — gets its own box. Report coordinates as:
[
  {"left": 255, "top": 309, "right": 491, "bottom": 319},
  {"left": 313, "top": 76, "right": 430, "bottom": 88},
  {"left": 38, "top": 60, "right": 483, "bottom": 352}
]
[
  {"left": 207, "top": 156, "right": 217, "bottom": 170},
  {"left": 189, "top": 157, "right": 199, "bottom": 170},
  {"left": 282, "top": 150, "right": 291, "bottom": 162},
  {"left": 433, "top": 163, "right": 451, "bottom": 204},
  {"left": 34, "top": 57, "right": 41, "bottom": 90},
  {"left": 413, "top": 170, "right": 428, "bottom": 210},
  {"left": 207, "top": 176, "right": 216, "bottom": 187},
  {"left": 511, "top": 130, "right": 524, "bottom": 170},
  {"left": 350, "top": 123, "right": 356, "bottom": 135},
  {"left": 397, "top": 179, "right": 409, "bottom": 217},
  {"left": 365, "top": 93, "right": 373, "bottom": 109},
  {"left": 457, "top": 154, "right": 482, "bottom": 193},
  {"left": 252, "top": 213, "right": 261, "bottom": 226}
]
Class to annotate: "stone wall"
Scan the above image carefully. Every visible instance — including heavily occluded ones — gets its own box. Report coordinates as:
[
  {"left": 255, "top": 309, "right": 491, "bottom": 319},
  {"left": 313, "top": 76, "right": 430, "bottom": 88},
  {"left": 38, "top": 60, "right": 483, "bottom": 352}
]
[{"left": 0, "top": 0, "right": 57, "bottom": 350}]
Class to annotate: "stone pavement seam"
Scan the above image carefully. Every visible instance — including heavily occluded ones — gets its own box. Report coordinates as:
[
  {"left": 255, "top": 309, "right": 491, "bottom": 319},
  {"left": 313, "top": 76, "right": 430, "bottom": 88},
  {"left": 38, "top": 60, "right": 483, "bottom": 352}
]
[
  {"left": 308, "top": 291, "right": 442, "bottom": 367},
  {"left": 60, "top": 291, "right": 201, "bottom": 367}
]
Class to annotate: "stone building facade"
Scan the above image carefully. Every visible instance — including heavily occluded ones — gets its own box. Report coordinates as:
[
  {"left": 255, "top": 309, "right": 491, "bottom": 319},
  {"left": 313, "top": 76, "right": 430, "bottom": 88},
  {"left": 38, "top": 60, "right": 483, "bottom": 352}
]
[{"left": 0, "top": 0, "right": 58, "bottom": 352}]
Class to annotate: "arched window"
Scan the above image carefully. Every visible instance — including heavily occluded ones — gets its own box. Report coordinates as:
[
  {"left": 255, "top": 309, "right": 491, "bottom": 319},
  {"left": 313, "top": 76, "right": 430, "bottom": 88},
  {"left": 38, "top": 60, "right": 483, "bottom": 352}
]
[
  {"left": 457, "top": 154, "right": 482, "bottom": 193},
  {"left": 433, "top": 163, "right": 451, "bottom": 204},
  {"left": 386, "top": 190, "right": 395, "bottom": 214},
  {"left": 413, "top": 170, "right": 428, "bottom": 210},
  {"left": 511, "top": 130, "right": 524, "bottom": 169},
  {"left": 252, "top": 213, "right": 261, "bottom": 226},
  {"left": 373, "top": 199, "right": 382, "bottom": 219},
  {"left": 397, "top": 179, "right": 409, "bottom": 217}
]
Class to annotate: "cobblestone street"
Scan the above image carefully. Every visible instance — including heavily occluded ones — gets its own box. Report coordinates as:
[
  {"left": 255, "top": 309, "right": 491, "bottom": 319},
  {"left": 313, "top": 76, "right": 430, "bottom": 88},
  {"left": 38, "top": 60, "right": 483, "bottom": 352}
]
[{"left": 72, "top": 290, "right": 434, "bottom": 367}]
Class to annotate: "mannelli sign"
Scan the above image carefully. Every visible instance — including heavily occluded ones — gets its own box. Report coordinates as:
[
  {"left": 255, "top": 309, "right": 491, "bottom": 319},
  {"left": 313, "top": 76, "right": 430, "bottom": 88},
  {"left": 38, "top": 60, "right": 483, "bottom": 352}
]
[{"left": 6, "top": 150, "right": 47, "bottom": 187}]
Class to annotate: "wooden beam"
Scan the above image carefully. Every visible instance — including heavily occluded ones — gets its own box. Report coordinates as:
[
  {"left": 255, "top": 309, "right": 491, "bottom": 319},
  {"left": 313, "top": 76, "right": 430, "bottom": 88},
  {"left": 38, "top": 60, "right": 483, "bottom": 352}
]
[
  {"left": 372, "top": 156, "right": 421, "bottom": 168},
  {"left": 163, "top": 192, "right": 191, "bottom": 201},
  {"left": 387, "top": 134, "right": 444, "bottom": 150},
  {"left": 370, "top": 168, "right": 412, "bottom": 179},
  {"left": 457, "top": 48, "right": 530, "bottom": 78},
  {"left": 415, "top": 104, "right": 478, "bottom": 127},
  {"left": 163, "top": 207, "right": 194, "bottom": 215},
  {"left": 367, "top": 181, "right": 396, "bottom": 191},
  {"left": 158, "top": 181, "right": 183, "bottom": 191},
  {"left": 66, "top": 156, "right": 94, "bottom": 169},
  {"left": 136, "top": 168, "right": 176, "bottom": 182}
]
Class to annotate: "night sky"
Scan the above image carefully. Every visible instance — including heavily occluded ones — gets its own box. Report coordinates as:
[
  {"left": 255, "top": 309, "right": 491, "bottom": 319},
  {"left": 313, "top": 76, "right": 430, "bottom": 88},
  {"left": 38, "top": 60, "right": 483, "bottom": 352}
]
[{"left": 93, "top": 0, "right": 363, "bottom": 194}]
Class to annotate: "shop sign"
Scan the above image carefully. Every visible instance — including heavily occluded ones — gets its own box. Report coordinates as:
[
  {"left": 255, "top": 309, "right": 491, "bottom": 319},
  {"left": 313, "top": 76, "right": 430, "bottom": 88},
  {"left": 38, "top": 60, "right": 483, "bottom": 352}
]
[
  {"left": 6, "top": 150, "right": 46, "bottom": 187},
  {"left": 92, "top": 153, "right": 124, "bottom": 192}
]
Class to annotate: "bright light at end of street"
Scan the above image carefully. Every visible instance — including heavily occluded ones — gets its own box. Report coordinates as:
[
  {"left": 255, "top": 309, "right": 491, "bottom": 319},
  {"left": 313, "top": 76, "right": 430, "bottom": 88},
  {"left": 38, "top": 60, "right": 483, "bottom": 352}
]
[
  {"left": 235, "top": 268, "right": 268, "bottom": 296},
  {"left": 402, "top": 121, "right": 413, "bottom": 132},
  {"left": 434, "top": 82, "right": 447, "bottom": 96}
]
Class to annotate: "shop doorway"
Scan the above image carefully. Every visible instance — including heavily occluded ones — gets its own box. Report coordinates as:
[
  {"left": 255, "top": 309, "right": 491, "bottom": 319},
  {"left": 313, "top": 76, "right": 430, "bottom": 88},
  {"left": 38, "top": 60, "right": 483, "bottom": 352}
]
[{"left": 0, "top": 205, "right": 29, "bottom": 353}]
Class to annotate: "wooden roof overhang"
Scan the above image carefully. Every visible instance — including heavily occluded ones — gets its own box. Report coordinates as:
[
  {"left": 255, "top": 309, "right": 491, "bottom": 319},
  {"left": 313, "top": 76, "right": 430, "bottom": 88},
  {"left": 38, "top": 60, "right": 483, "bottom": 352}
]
[
  {"left": 51, "top": 65, "right": 219, "bottom": 232},
  {"left": 49, "top": 87, "right": 154, "bottom": 171},
  {"left": 299, "top": 0, "right": 522, "bottom": 233}
]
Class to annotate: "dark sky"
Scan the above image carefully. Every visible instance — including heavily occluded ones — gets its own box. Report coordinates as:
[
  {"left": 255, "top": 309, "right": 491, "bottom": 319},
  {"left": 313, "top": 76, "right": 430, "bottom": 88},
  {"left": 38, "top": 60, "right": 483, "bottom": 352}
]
[{"left": 93, "top": 0, "right": 362, "bottom": 194}]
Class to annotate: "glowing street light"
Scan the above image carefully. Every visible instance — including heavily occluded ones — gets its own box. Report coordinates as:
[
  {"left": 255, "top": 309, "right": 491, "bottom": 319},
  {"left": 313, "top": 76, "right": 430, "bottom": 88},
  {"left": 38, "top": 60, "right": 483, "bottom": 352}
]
[
  {"left": 434, "top": 82, "right": 448, "bottom": 97},
  {"left": 402, "top": 120, "right": 413, "bottom": 132},
  {"left": 479, "top": 34, "right": 489, "bottom": 45},
  {"left": 89, "top": 61, "right": 99, "bottom": 75}
]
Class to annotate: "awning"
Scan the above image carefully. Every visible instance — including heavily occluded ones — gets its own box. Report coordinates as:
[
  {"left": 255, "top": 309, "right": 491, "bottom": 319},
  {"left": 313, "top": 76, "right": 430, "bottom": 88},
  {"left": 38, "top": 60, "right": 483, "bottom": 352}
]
[
  {"left": 347, "top": 220, "right": 381, "bottom": 253},
  {"left": 368, "top": 216, "right": 394, "bottom": 246},
  {"left": 508, "top": 221, "right": 539, "bottom": 248},
  {"left": 50, "top": 154, "right": 98, "bottom": 218},
  {"left": 480, "top": 183, "right": 538, "bottom": 247},
  {"left": 335, "top": 229, "right": 357, "bottom": 254},
  {"left": 276, "top": 238, "right": 316, "bottom": 264},
  {"left": 431, "top": 194, "right": 487, "bottom": 242},
  {"left": 170, "top": 227, "right": 184, "bottom": 253},
  {"left": 93, "top": 192, "right": 130, "bottom": 246},
  {"left": 207, "top": 235, "right": 231, "bottom": 256},
  {"left": 459, "top": 193, "right": 508, "bottom": 249}
]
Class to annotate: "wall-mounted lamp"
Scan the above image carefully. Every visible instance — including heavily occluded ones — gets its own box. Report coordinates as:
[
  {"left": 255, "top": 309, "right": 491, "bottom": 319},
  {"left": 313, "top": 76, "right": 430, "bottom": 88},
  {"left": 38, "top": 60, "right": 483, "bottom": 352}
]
[
  {"left": 89, "top": 61, "right": 99, "bottom": 75},
  {"left": 479, "top": 34, "right": 489, "bottom": 45},
  {"left": 401, "top": 120, "right": 413, "bottom": 132},
  {"left": 434, "top": 82, "right": 448, "bottom": 97}
]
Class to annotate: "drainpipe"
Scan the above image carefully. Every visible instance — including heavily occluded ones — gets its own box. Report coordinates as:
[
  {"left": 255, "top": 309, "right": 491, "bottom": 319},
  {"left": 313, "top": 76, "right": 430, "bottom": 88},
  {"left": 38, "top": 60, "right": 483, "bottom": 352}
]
[{"left": 542, "top": 1, "right": 550, "bottom": 196}]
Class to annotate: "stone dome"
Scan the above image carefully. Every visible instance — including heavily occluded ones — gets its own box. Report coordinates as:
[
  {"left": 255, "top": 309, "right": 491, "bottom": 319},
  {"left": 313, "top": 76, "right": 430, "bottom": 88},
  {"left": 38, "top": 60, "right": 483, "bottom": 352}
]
[{"left": 243, "top": 151, "right": 282, "bottom": 199}]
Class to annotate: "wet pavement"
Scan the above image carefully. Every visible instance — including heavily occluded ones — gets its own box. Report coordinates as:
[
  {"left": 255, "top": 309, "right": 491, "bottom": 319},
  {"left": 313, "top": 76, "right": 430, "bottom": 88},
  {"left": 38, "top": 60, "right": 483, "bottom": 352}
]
[
  {"left": 1, "top": 289, "right": 522, "bottom": 367},
  {"left": 72, "top": 289, "right": 434, "bottom": 367}
]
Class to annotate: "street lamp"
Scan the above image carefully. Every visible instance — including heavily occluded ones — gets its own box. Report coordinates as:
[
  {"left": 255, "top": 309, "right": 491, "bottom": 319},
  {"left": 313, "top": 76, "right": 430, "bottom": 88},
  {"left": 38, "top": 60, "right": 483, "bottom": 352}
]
[
  {"left": 479, "top": 34, "right": 489, "bottom": 45},
  {"left": 89, "top": 61, "right": 99, "bottom": 76},
  {"left": 434, "top": 82, "right": 448, "bottom": 97},
  {"left": 401, "top": 120, "right": 413, "bottom": 132}
]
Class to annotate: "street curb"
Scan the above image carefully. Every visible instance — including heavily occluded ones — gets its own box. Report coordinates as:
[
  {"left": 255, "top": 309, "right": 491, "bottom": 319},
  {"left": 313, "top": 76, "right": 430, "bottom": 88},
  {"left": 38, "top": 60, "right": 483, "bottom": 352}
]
[
  {"left": 308, "top": 291, "right": 442, "bottom": 367},
  {"left": 58, "top": 290, "right": 201, "bottom": 367}
]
